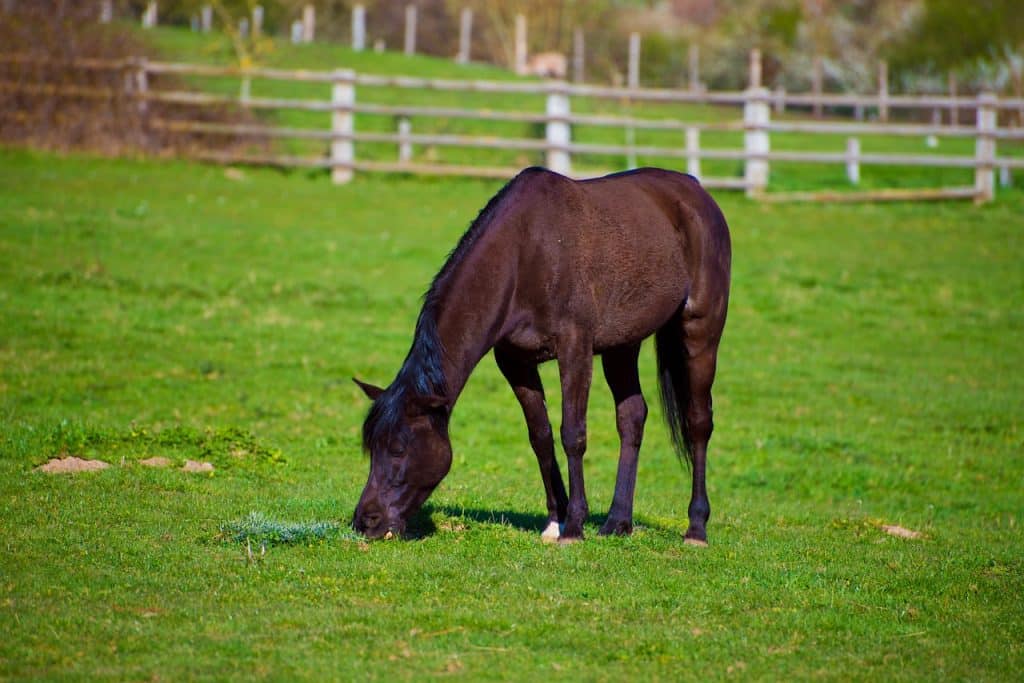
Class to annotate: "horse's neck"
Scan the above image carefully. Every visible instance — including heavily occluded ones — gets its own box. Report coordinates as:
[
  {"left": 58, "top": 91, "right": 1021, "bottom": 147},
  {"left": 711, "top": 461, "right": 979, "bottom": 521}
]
[{"left": 432, "top": 240, "right": 514, "bottom": 402}]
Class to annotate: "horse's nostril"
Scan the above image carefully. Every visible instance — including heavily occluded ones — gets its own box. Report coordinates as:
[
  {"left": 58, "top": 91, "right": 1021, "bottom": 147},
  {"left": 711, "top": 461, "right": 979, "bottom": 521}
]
[{"left": 362, "top": 512, "right": 382, "bottom": 529}]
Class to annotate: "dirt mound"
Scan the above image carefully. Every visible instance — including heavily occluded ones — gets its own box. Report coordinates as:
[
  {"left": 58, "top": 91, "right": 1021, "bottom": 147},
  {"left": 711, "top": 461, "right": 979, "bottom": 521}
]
[
  {"left": 139, "top": 456, "right": 173, "bottom": 468},
  {"left": 182, "top": 460, "right": 214, "bottom": 473},
  {"left": 36, "top": 456, "right": 110, "bottom": 473}
]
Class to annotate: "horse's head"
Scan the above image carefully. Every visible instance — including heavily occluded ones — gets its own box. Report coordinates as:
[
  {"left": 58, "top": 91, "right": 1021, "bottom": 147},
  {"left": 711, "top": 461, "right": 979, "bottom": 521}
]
[{"left": 352, "top": 378, "right": 452, "bottom": 539}]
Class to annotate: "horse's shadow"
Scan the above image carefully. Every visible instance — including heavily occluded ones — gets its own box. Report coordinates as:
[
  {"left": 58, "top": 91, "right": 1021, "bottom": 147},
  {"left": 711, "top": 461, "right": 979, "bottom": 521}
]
[{"left": 407, "top": 503, "right": 672, "bottom": 539}]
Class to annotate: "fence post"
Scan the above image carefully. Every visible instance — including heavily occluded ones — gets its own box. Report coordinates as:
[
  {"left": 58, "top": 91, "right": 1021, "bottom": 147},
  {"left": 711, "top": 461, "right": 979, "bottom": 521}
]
[
  {"left": 773, "top": 85, "right": 786, "bottom": 114},
  {"left": 748, "top": 48, "right": 761, "bottom": 89},
  {"left": 239, "top": 17, "right": 249, "bottom": 39},
  {"left": 975, "top": 92, "right": 997, "bottom": 204},
  {"left": 331, "top": 69, "right": 355, "bottom": 184},
  {"left": 573, "top": 27, "right": 584, "bottom": 83},
  {"left": 398, "top": 117, "right": 412, "bottom": 163},
  {"left": 744, "top": 86, "right": 770, "bottom": 198},
  {"left": 100, "top": 0, "right": 112, "bottom": 23},
  {"left": 201, "top": 4, "right": 212, "bottom": 32},
  {"left": 545, "top": 82, "right": 571, "bottom": 175},
  {"left": 240, "top": 68, "right": 251, "bottom": 103},
  {"left": 948, "top": 71, "right": 958, "bottom": 126},
  {"left": 688, "top": 44, "right": 701, "bottom": 93},
  {"left": 142, "top": 1, "right": 157, "bottom": 28},
  {"left": 404, "top": 5, "right": 417, "bottom": 56},
  {"left": 302, "top": 4, "right": 315, "bottom": 43},
  {"left": 134, "top": 57, "right": 149, "bottom": 118},
  {"left": 252, "top": 5, "right": 263, "bottom": 37},
  {"left": 846, "top": 137, "right": 860, "bottom": 185},
  {"left": 351, "top": 5, "right": 365, "bottom": 51},
  {"left": 456, "top": 8, "right": 472, "bottom": 64},
  {"left": 291, "top": 20, "right": 303, "bottom": 44},
  {"left": 514, "top": 14, "right": 527, "bottom": 75},
  {"left": 686, "top": 127, "right": 700, "bottom": 179},
  {"left": 628, "top": 33, "right": 640, "bottom": 89},
  {"left": 812, "top": 55, "right": 823, "bottom": 118},
  {"left": 878, "top": 60, "right": 889, "bottom": 122}
]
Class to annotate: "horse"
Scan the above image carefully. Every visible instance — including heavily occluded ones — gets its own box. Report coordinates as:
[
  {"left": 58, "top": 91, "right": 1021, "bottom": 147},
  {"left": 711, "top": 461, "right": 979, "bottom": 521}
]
[{"left": 352, "top": 166, "right": 731, "bottom": 544}]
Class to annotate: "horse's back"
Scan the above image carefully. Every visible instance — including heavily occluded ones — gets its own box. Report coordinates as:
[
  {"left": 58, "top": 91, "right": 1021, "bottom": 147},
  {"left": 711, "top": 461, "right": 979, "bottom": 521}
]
[{"left": 501, "top": 167, "right": 729, "bottom": 351}]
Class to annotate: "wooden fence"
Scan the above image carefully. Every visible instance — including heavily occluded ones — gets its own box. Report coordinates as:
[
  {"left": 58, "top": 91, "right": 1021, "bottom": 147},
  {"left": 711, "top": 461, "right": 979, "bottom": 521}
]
[{"left": 4, "top": 55, "right": 1024, "bottom": 202}]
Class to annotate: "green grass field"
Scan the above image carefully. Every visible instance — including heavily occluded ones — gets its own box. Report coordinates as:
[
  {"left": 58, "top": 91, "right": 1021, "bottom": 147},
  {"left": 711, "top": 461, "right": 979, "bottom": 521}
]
[
  {"left": 0, "top": 145, "right": 1021, "bottom": 680},
  {"left": 1, "top": 25, "right": 1023, "bottom": 680}
]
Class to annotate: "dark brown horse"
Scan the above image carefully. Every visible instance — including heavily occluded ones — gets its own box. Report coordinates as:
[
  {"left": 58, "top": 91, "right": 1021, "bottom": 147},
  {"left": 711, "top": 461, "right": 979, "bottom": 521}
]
[{"left": 353, "top": 167, "right": 731, "bottom": 544}]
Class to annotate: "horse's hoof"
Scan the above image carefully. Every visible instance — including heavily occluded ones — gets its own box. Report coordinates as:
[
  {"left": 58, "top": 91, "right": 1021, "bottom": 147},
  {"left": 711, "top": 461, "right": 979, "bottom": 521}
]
[
  {"left": 540, "top": 521, "right": 562, "bottom": 543},
  {"left": 683, "top": 537, "right": 708, "bottom": 547},
  {"left": 598, "top": 519, "right": 633, "bottom": 536}
]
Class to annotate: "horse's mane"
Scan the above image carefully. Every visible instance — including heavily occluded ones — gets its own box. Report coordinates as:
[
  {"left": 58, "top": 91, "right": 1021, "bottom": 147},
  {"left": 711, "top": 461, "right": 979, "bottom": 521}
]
[{"left": 361, "top": 170, "right": 534, "bottom": 453}]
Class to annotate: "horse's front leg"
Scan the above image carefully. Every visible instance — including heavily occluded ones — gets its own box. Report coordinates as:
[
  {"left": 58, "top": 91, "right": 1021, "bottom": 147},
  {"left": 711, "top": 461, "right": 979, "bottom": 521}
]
[
  {"left": 494, "top": 347, "right": 568, "bottom": 542},
  {"left": 556, "top": 335, "right": 594, "bottom": 542}
]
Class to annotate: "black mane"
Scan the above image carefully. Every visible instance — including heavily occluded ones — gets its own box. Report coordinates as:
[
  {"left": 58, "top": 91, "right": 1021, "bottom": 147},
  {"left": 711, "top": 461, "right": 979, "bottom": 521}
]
[{"left": 361, "top": 170, "right": 531, "bottom": 453}]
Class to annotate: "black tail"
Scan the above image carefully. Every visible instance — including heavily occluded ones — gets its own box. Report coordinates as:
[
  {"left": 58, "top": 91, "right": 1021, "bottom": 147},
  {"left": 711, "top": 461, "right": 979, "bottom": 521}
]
[{"left": 655, "top": 317, "right": 693, "bottom": 468}]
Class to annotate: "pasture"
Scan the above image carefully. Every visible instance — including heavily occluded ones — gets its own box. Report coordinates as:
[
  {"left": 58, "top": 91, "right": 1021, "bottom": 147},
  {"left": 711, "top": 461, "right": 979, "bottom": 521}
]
[{"left": 0, "top": 145, "right": 1021, "bottom": 679}]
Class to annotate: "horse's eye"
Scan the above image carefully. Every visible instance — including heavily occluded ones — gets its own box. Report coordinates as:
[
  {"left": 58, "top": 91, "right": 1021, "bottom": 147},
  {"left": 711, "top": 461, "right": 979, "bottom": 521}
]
[{"left": 388, "top": 440, "right": 405, "bottom": 456}]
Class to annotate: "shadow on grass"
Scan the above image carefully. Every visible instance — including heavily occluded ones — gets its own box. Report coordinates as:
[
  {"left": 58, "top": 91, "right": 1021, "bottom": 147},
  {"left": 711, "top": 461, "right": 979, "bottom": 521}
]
[{"left": 411, "top": 503, "right": 683, "bottom": 538}]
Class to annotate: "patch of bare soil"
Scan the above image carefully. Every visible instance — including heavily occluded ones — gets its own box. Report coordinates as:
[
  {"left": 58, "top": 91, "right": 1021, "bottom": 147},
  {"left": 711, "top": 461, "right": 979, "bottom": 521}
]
[
  {"left": 36, "top": 456, "right": 110, "bottom": 473},
  {"left": 182, "top": 460, "right": 214, "bottom": 473},
  {"left": 881, "top": 524, "right": 921, "bottom": 539},
  {"left": 139, "top": 456, "right": 172, "bottom": 468}
]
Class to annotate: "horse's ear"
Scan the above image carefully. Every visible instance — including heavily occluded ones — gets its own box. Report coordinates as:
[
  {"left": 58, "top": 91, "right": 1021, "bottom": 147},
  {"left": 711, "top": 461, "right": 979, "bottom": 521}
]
[{"left": 353, "top": 377, "right": 385, "bottom": 401}]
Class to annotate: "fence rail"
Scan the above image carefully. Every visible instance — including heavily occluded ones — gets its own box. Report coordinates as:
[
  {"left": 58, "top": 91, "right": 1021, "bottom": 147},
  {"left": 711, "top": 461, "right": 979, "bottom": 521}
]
[{"left": 2, "top": 54, "right": 1021, "bottom": 202}]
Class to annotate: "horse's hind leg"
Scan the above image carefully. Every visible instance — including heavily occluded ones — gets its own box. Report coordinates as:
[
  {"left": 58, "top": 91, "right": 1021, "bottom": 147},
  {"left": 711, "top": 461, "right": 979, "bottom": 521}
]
[
  {"left": 495, "top": 347, "right": 568, "bottom": 541},
  {"left": 598, "top": 343, "right": 647, "bottom": 536},
  {"left": 681, "top": 315, "right": 724, "bottom": 546}
]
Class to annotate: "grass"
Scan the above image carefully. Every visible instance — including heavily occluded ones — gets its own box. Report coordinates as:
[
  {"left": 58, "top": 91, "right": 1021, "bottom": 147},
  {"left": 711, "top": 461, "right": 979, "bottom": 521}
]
[{"left": 0, "top": 144, "right": 1021, "bottom": 680}]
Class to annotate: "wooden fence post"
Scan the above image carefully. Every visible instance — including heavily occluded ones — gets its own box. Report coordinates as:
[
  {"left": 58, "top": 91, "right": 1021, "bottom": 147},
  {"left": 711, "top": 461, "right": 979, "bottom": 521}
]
[
  {"left": 331, "top": 69, "right": 355, "bottom": 184},
  {"left": 748, "top": 48, "right": 761, "bottom": 89},
  {"left": 545, "top": 82, "right": 571, "bottom": 175},
  {"left": 240, "top": 68, "right": 251, "bottom": 103},
  {"left": 100, "top": 0, "right": 112, "bottom": 23},
  {"left": 404, "top": 5, "right": 417, "bottom": 56},
  {"left": 572, "top": 27, "right": 584, "bottom": 83},
  {"left": 948, "top": 71, "right": 958, "bottom": 126},
  {"left": 628, "top": 33, "right": 640, "bottom": 89},
  {"left": 878, "top": 60, "right": 889, "bottom": 122},
  {"left": 201, "top": 5, "right": 212, "bottom": 32},
  {"left": 239, "top": 17, "right": 249, "bottom": 39},
  {"left": 302, "top": 4, "right": 315, "bottom": 43},
  {"left": 688, "top": 44, "right": 701, "bottom": 93},
  {"left": 812, "top": 55, "right": 823, "bottom": 118},
  {"left": 398, "top": 117, "right": 412, "bottom": 163},
  {"left": 351, "top": 5, "right": 365, "bottom": 51},
  {"left": 514, "top": 14, "right": 527, "bottom": 75},
  {"left": 846, "top": 137, "right": 860, "bottom": 185},
  {"left": 974, "top": 92, "right": 997, "bottom": 203},
  {"left": 744, "top": 86, "right": 770, "bottom": 197},
  {"left": 773, "top": 85, "right": 786, "bottom": 114},
  {"left": 252, "top": 6, "right": 263, "bottom": 37},
  {"left": 686, "top": 127, "right": 700, "bottom": 179},
  {"left": 457, "top": 8, "right": 472, "bottom": 64},
  {"left": 291, "top": 20, "right": 303, "bottom": 44},
  {"left": 142, "top": 1, "right": 157, "bottom": 28}
]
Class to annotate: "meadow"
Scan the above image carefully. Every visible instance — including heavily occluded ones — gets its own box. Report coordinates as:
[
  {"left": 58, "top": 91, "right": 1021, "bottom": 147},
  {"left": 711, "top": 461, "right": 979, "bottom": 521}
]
[
  {"left": 1, "top": 144, "right": 1022, "bottom": 680},
  {"left": 1, "top": 26, "right": 1023, "bottom": 681}
]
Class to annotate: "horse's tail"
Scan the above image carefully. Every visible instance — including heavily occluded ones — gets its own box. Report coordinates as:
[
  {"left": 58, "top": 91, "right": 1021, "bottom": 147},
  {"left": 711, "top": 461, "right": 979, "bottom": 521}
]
[{"left": 655, "top": 314, "right": 693, "bottom": 468}]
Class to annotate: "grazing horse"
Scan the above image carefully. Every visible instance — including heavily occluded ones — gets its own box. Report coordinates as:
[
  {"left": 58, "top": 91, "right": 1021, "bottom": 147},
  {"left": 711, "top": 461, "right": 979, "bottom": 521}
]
[{"left": 353, "top": 167, "right": 731, "bottom": 544}]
